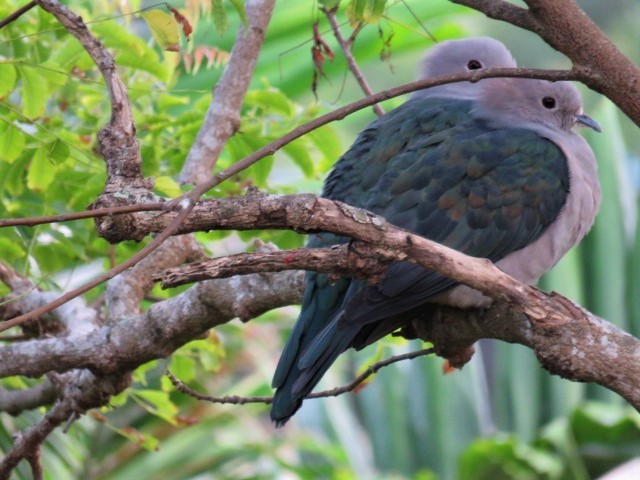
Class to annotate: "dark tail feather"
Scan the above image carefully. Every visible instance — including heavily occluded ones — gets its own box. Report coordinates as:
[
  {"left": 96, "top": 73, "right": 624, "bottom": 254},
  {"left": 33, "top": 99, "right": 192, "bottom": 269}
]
[
  {"left": 270, "top": 371, "right": 304, "bottom": 427},
  {"left": 270, "top": 316, "right": 358, "bottom": 427}
]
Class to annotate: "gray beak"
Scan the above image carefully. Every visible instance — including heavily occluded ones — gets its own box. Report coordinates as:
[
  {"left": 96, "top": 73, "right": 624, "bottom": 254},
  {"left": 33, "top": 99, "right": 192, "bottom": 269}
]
[{"left": 574, "top": 114, "right": 602, "bottom": 132}]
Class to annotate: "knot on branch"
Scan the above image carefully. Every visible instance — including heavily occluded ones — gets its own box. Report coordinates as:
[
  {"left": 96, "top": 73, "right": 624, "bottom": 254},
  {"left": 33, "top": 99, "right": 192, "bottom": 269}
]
[{"left": 90, "top": 191, "right": 162, "bottom": 243}]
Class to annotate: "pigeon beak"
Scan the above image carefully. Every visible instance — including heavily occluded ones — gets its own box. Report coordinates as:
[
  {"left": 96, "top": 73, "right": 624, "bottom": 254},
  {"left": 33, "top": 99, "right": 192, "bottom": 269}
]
[{"left": 574, "top": 114, "right": 602, "bottom": 132}]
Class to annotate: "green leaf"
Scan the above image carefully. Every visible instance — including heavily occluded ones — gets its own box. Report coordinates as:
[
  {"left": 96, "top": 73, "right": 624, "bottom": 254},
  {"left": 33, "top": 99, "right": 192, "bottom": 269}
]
[
  {"left": 283, "top": 139, "right": 314, "bottom": 177},
  {"left": 142, "top": 10, "right": 180, "bottom": 51},
  {"left": 169, "top": 355, "right": 196, "bottom": 383},
  {"left": 212, "top": 0, "right": 229, "bottom": 33},
  {"left": 115, "top": 426, "right": 160, "bottom": 451},
  {"left": 27, "top": 146, "right": 56, "bottom": 192},
  {"left": 46, "top": 139, "right": 70, "bottom": 164},
  {"left": 154, "top": 175, "right": 182, "bottom": 197},
  {"left": 91, "top": 22, "right": 171, "bottom": 82},
  {"left": 319, "top": 0, "right": 341, "bottom": 8},
  {"left": 0, "top": 63, "right": 17, "bottom": 98},
  {"left": 0, "top": 237, "right": 24, "bottom": 261},
  {"left": 0, "top": 124, "right": 26, "bottom": 164},
  {"left": 18, "top": 66, "right": 48, "bottom": 118},
  {"left": 245, "top": 88, "right": 294, "bottom": 116},
  {"left": 134, "top": 389, "right": 179, "bottom": 425},
  {"left": 229, "top": 0, "right": 248, "bottom": 26},
  {"left": 347, "top": 0, "right": 387, "bottom": 24}
]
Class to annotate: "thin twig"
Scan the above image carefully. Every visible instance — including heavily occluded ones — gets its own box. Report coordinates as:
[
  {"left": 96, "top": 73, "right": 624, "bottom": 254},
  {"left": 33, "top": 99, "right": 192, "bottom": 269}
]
[
  {"left": 323, "top": 7, "right": 384, "bottom": 116},
  {"left": 0, "top": 1, "right": 37, "bottom": 30},
  {"left": 0, "top": 203, "right": 163, "bottom": 228},
  {"left": 166, "top": 347, "right": 435, "bottom": 405}
]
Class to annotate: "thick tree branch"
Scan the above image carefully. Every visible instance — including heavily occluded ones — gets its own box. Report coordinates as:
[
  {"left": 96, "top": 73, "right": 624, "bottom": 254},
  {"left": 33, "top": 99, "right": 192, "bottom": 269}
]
[
  {"left": 179, "top": 0, "right": 276, "bottom": 184},
  {"left": 0, "top": 380, "right": 55, "bottom": 416},
  {"left": 154, "top": 244, "right": 389, "bottom": 288},
  {"left": 451, "top": 0, "right": 640, "bottom": 127},
  {"left": 106, "top": 235, "right": 205, "bottom": 321},
  {"left": 0, "top": 194, "right": 637, "bottom": 410},
  {"left": 0, "top": 269, "right": 304, "bottom": 378}
]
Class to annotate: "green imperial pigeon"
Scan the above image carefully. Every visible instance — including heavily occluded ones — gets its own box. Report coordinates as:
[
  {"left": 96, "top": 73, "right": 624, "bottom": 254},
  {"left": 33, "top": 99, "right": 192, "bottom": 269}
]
[{"left": 271, "top": 42, "right": 601, "bottom": 427}]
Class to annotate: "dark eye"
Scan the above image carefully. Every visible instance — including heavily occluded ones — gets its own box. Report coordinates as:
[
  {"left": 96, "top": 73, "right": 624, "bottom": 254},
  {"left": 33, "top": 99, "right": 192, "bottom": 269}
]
[
  {"left": 467, "top": 60, "right": 482, "bottom": 70},
  {"left": 542, "top": 96, "right": 556, "bottom": 109}
]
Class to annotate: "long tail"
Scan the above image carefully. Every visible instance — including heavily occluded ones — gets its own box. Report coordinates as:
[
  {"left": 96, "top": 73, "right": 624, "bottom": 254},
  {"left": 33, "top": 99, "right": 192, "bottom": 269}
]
[
  {"left": 270, "top": 313, "right": 358, "bottom": 426},
  {"left": 270, "top": 272, "right": 350, "bottom": 426}
]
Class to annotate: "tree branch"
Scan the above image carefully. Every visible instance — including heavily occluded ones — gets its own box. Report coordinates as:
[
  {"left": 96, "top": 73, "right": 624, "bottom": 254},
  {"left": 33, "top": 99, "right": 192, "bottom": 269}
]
[
  {"left": 0, "top": 380, "right": 55, "bottom": 416},
  {"left": 166, "top": 347, "right": 436, "bottom": 405},
  {"left": 179, "top": 0, "right": 276, "bottom": 184},
  {"left": 0, "top": 1, "right": 37, "bottom": 30},
  {"left": 0, "top": 193, "right": 637, "bottom": 410}
]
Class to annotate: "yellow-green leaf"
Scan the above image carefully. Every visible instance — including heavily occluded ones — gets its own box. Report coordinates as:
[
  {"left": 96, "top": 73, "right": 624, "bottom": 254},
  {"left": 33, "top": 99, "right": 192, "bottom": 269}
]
[
  {"left": 18, "top": 66, "right": 48, "bottom": 118},
  {"left": 154, "top": 175, "right": 182, "bottom": 197},
  {"left": 229, "top": 0, "right": 248, "bottom": 26},
  {"left": 134, "top": 389, "right": 179, "bottom": 425},
  {"left": 46, "top": 139, "right": 70, "bottom": 164},
  {"left": 0, "top": 238, "right": 24, "bottom": 261},
  {"left": 0, "top": 124, "right": 26, "bottom": 164},
  {"left": 142, "top": 10, "right": 180, "bottom": 51},
  {"left": 212, "top": 0, "right": 229, "bottom": 33},
  {"left": 27, "top": 146, "right": 56, "bottom": 192},
  {"left": 0, "top": 63, "right": 17, "bottom": 98}
]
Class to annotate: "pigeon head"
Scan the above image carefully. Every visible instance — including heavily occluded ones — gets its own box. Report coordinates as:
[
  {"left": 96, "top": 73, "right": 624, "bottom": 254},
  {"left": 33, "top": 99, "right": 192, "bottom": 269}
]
[
  {"left": 415, "top": 37, "right": 517, "bottom": 100},
  {"left": 474, "top": 78, "right": 601, "bottom": 134}
]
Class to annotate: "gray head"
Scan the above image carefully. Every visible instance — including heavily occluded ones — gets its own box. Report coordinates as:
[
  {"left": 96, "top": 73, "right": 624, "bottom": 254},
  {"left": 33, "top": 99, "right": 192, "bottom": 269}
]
[
  {"left": 473, "top": 78, "right": 601, "bottom": 134},
  {"left": 414, "top": 37, "right": 517, "bottom": 100}
]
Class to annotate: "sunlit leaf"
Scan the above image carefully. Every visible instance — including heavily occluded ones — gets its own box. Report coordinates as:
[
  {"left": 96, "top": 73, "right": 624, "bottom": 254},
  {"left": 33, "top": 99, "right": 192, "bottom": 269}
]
[
  {"left": 134, "top": 389, "right": 179, "bottom": 425},
  {"left": 154, "top": 175, "right": 182, "bottom": 197},
  {"left": 142, "top": 9, "right": 180, "bottom": 51},
  {"left": 18, "top": 66, "right": 48, "bottom": 118},
  {"left": 27, "top": 146, "right": 56, "bottom": 192},
  {"left": 46, "top": 139, "right": 70, "bottom": 164},
  {"left": 0, "top": 63, "right": 17, "bottom": 98},
  {"left": 229, "top": 0, "right": 248, "bottom": 27},
  {"left": 0, "top": 123, "right": 26, "bottom": 164},
  {"left": 212, "top": 0, "right": 229, "bottom": 33}
]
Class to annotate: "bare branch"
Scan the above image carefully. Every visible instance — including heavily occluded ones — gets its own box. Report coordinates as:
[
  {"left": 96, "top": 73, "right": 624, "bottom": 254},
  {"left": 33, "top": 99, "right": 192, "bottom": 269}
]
[
  {"left": 179, "top": 0, "right": 276, "bottom": 184},
  {"left": 0, "top": 1, "right": 37, "bottom": 30},
  {"left": 0, "top": 206, "right": 193, "bottom": 333},
  {"left": 323, "top": 7, "right": 384, "bottom": 116},
  {"left": 154, "top": 244, "right": 389, "bottom": 288},
  {"left": 0, "top": 203, "right": 163, "bottom": 229},
  {"left": 0, "top": 193, "right": 637, "bottom": 410},
  {"left": 0, "top": 380, "right": 55, "bottom": 416},
  {"left": 166, "top": 347, "right": 435, "bottom": 404},
  {"left": 0, "top": 269, "right": 304, "bottom": 378},
  {"left": 106, "top": 235, "right": 205, "bottom": 321}
]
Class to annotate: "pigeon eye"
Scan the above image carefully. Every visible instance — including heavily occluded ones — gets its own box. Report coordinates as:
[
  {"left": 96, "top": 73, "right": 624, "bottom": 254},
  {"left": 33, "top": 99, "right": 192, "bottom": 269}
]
[
  {"left": 542, "top": 96, "right": 557, "bottom": 109},
  {"left": 467, "top": 60, "right": 482, "bottom": 70}
]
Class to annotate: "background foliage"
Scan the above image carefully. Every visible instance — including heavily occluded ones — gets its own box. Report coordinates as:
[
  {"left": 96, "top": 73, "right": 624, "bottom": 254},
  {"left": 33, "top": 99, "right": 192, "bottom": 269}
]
[{"left": 0, "top": 0, "right": 639, "bottom": 478}]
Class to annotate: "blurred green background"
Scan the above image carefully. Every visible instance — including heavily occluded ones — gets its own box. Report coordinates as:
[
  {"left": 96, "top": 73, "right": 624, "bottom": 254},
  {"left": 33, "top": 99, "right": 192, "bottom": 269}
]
[{"left": 0, "top": 0, "right": 639, "bottom": 478}]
